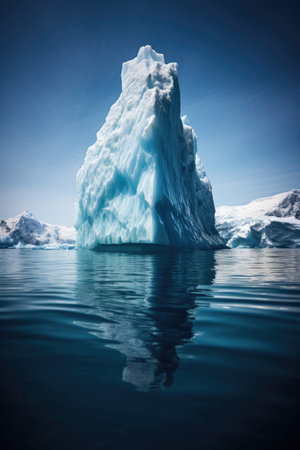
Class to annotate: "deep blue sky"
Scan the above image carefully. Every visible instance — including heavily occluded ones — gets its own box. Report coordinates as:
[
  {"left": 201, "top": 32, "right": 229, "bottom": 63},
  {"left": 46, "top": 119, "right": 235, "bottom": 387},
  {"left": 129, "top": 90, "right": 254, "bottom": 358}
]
[{"left": 1, "top": 0, "right": 299, "bottom": 225}]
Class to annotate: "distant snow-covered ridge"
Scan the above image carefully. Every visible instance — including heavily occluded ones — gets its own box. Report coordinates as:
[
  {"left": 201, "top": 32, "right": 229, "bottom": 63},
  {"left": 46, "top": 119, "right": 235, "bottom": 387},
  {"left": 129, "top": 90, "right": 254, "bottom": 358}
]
[
  {"left": 0, "top": 210, "right": 76, "bottom": 249},
  {"left": 216, "top": 190, "right": 300, "bottom": 248}
]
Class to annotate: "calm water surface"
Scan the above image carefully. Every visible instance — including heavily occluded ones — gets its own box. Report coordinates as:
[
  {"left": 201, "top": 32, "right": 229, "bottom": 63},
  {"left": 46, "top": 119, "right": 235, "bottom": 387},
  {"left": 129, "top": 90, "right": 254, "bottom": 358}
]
[{"left": 0, "top": 248, "right": 299, "bottom": 449}]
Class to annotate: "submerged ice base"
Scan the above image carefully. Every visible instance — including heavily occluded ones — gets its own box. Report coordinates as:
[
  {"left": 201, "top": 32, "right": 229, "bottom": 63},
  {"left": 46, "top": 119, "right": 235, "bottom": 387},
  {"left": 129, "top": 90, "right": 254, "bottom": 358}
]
[{"left": 76, "top": 45, "right": 224, "bottom": 249}]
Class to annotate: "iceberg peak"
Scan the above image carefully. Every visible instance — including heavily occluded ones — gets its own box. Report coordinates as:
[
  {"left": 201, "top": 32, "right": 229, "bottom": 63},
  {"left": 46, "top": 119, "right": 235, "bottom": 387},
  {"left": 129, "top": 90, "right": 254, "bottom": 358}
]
[
  {"left": 76, "top": 47, "right": 224, "bottom": 249},
  {"left": 121, "top": 45, "right": 177, "bottom": 93},
  {"left": 136, "top": 45, "right": 165, "bottom": 63}
]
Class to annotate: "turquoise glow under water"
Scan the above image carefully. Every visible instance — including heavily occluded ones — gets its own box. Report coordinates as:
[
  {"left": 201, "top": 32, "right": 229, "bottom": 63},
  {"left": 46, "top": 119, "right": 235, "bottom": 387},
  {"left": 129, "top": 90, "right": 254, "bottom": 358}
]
[{"left": 0, "top": 248, "right": 299, "bottom": 449}]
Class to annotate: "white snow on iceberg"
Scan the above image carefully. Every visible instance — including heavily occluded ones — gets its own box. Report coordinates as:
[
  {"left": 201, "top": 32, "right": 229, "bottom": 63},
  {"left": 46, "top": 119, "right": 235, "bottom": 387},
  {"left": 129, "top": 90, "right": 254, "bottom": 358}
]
[
  {"left": 76, "top": 45, "right": 223, "bottom": 249},
  {"left": 216, "top": 190, "right": 300, "bottom": 248},
  {"left": 0, "top": 210, "right": 76, "bottom": 249}
]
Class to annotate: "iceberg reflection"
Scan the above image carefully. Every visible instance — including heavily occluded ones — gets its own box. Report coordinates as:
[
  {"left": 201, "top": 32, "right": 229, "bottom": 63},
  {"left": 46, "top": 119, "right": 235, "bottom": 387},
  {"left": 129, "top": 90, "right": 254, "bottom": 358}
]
[{"left": 75, "top": 248, "right": 216, "bottom": 390}]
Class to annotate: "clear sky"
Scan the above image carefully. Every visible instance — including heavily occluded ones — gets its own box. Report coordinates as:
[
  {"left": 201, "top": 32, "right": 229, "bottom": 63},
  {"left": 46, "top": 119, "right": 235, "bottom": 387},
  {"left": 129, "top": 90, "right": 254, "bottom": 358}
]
[{"left": 1, "top": 0, "right": 299, "bottom": 225}]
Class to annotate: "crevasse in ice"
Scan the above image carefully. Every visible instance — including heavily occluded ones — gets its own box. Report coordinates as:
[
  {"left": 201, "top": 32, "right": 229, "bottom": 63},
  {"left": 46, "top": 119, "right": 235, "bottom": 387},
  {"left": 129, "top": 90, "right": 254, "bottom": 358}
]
[{"left": 76, "top": 45, "right": 224, "bottom": 248}]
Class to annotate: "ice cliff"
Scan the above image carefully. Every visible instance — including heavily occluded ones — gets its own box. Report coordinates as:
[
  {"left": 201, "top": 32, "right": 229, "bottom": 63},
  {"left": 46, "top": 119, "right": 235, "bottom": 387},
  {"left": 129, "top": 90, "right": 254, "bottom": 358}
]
[
  {"left": 0, "top": 210, "right": 76, "bottom": 249},
  {"left": 76, "top": 45, "right": 223, "bottom": 249},
  {"left": 216, "top": 190, "right": 300, "bottom": 248}
]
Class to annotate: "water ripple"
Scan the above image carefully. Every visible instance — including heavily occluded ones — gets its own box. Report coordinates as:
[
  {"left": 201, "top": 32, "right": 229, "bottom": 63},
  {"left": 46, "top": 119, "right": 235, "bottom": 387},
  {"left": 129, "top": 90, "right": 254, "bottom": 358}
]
[{"left": 0, "top": 248, "right": 299, "bottom": 393}]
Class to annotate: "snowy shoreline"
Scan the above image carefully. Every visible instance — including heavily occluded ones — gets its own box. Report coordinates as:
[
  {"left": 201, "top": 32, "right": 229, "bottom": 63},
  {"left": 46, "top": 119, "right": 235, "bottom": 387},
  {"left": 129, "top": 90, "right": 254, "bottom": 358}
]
[{"left": 1, "top": 192, "right": 299, "bottom": 250}]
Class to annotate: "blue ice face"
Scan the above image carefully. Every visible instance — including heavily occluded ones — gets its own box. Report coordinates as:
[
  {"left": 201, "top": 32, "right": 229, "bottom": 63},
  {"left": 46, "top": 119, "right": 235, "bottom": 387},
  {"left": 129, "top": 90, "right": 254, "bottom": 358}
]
[{"left": 76, "top": 46, "right": 224, "bottom": 249}]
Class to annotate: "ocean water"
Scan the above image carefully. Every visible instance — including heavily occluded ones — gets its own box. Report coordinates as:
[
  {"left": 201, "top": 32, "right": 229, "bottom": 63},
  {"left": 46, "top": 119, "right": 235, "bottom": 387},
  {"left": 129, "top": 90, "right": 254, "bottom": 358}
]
[{"left": 0, "top": 248, "right": 299, "bottom": 449}]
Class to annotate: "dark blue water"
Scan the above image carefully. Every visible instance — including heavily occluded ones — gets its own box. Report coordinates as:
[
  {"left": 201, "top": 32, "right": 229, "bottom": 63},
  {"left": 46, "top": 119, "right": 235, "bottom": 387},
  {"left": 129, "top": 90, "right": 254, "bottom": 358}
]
[{"left": 0, "top": 248, "right": 299, "bottom": 449}]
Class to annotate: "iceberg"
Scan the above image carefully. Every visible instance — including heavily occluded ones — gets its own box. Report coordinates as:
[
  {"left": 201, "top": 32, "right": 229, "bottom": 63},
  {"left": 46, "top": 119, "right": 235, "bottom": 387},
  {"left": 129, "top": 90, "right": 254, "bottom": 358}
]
[
  {"left": 0, "top": 210, "right": 76, "bottom": 249},
  {"left": 76, "top": 45, "right": 224, "bottom": 249},
  {"left": 216, "top": 190, "right": 300, "bottom": 248}
]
